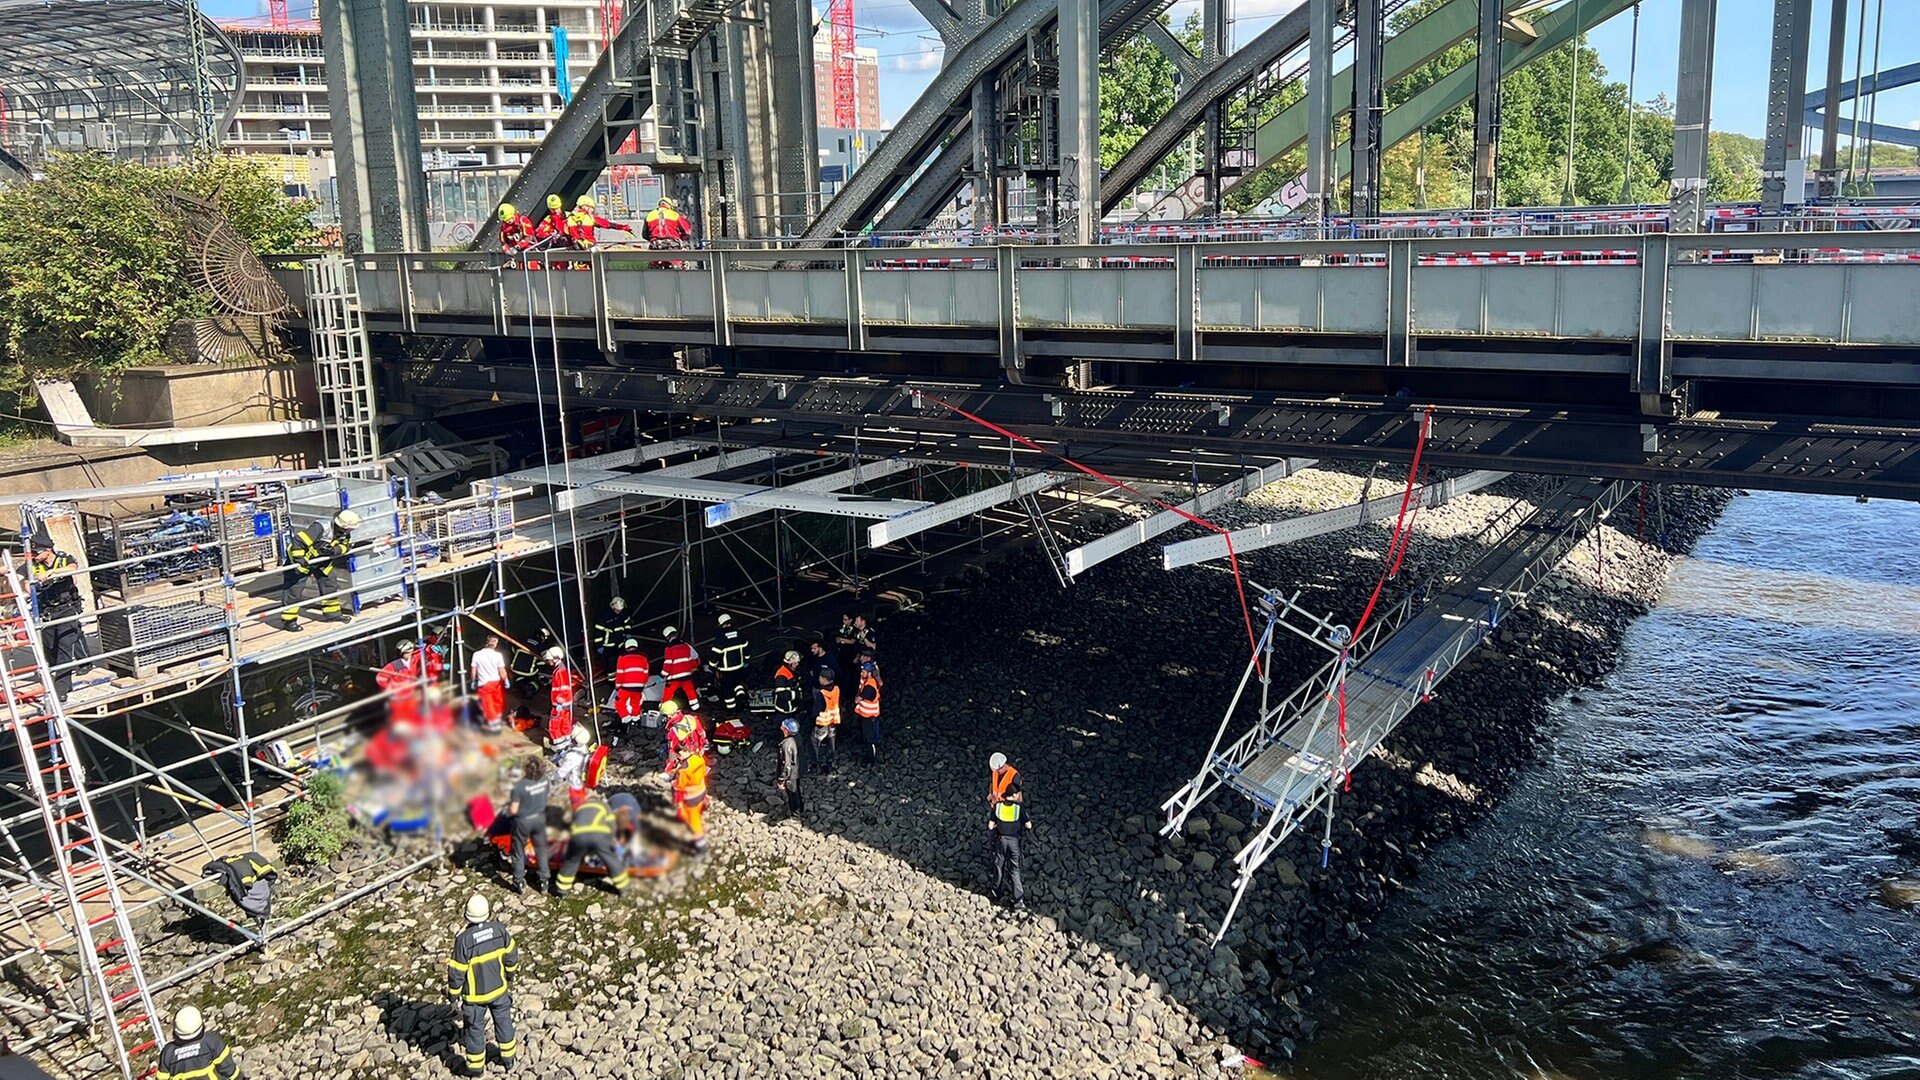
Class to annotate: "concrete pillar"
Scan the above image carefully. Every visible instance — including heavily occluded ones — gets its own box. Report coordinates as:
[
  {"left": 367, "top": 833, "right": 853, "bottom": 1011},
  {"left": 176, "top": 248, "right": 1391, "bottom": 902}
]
[
  {"left": 320, "top": 0, "right": 429, "bottom": 252},
  {"left": 1057, "top": 0, "right": 1100, "bottom": 243},
  {"left": 1471, "top": 0, "right": 1501, "bottom": 212},
  {"left": 1670, "top": 0, "right": 1717, "bottom": 233}
]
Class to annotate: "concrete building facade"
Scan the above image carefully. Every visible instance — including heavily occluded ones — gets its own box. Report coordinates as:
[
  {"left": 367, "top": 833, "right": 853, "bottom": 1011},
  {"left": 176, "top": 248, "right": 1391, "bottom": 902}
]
[{"left": 811, "top": 43, "right": 882, "bottom": 130}]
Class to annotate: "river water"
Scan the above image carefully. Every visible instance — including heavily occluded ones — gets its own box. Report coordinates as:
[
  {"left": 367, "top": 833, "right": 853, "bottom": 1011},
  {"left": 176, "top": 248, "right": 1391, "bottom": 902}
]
[{"left": 1285, "top": 491, "right": 1920, "bottom": 1080}]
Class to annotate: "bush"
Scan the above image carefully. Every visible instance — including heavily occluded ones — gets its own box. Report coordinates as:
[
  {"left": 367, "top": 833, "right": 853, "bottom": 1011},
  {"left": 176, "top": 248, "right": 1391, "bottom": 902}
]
[
  {"left": 277, "top": 771, "right": 352, "bottom": 867},
  {"left": 0, "top": 152, "right": 320, "bottom": 401}
]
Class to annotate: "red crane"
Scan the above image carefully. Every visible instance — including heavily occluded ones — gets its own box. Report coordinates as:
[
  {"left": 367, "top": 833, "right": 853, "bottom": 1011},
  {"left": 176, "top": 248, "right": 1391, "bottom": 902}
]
[
  {"left": 269, "top": 0, "right": 289, "bottom": 30},
  {"left": 829, "top": 0, "right": 856, "bottom": 129}
]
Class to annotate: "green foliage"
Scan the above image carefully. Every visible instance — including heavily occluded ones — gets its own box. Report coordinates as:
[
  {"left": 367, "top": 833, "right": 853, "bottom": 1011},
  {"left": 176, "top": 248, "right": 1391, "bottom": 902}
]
[
  {"left": 0, "top": 153, "right": 317, "bottom": 398},
  {"left": 277, "top": 771, "right": 352, "bottom": 867}
]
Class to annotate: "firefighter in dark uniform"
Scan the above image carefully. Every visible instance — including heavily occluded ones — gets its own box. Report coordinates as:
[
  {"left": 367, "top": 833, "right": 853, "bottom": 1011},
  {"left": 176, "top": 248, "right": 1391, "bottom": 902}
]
[
  {"left": 508, "top": 627, "right": 552, "bottom": 718},
  {"left": 277, "top": 510, "right": 359, "bottom": 631},
  {"left": 555, "top": 793, "right": 629, "bottom": 894},
  {"left": 447, "top": 893, "right": 521, "bottom": 1076},
  {"left": 591, "top": 596, "right": 631, "bottom": 671},
  {"left": 24, "top": 528, "right": 90, "bottom": 706},
  {"left": 712, "top": 612, "right": 749, "bottom": 713},
  {"left": 156, "top": 1004, "right": 242, "bottom": 1080}
]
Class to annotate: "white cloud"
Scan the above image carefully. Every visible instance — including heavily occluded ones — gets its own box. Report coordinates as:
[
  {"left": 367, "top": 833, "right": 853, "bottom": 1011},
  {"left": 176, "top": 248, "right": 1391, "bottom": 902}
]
[{"left": 891, "top": 39, "right": 944, "bottom": 71}]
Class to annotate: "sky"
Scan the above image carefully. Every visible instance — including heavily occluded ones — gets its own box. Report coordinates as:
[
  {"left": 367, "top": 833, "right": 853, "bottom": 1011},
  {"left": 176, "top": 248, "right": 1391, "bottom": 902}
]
[{"left": 202, "top": 0, "right": 1920, "bottom": 143}]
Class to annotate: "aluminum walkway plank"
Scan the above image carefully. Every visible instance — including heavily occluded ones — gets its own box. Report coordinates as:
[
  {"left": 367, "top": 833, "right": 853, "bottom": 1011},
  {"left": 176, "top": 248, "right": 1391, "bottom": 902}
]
[
  {"left": 592, "top": 475, "right": 931, "bottom": 520},
  {"left": 706, "top": 458, "right": 916, "bottom": 526},
  {"left": 866, "top": 471, "right": 1067, "bottom": 547},
  {"left": 1065, "top": 460, "right": 1315, "bottom": 578}
]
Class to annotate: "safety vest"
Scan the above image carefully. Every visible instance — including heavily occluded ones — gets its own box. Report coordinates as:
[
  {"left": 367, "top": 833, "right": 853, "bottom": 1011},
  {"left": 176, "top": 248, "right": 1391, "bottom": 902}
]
[
  {"left": 570, "top": 797, "right": 615, "bottom": 836},
  {"left": 816, "top": 685, "right": 841, "bottom": 728},
  {"left": 510, "top": 645, "right": 543, "bottom": 680},
  {"left": 661, "top": 642, "right": 699, "bottom": 681},
  {"left": 669, "top": 714, "right": 705, "bottom": 755},
  {"left": 992, "top": 764, "right": 1022, "bottom": 824},
  {"left": 714, "top": 628, "right": 747, "bottom": 673},
  {"left": 772, "top": 664, "right": 799, "bottom": 714},
  {"left": 550, "top": 664, "right": 575, "bottom": 710},
  {"left": 675, "top": 753, "right": 708, "bottom": 805},
  {"left": 614, "top": 652, "right": 650, "bottom": 691},
  {"left": 447, "top": 919, "right": 520, "bottom": 1005},
  {"left": 855, "top": 668, "right": 881, "bottom": 718},
  {"left": 156, "top": 1032, "right": 237, "bottom": 1080}
]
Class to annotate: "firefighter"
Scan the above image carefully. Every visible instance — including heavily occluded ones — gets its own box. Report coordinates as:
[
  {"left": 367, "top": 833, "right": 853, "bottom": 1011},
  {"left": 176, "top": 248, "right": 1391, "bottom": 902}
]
[
  {"left": 533, "top": 193, "right": 572, "bottom": 248},
  {"left": 555, "top": 792, "right": 628, "bottom": 893},
  {"left": 277, "top": 510, "right": 358, "bottom": 631},
  {"left": 811, "top": 670, "right": 841, "bottom": 777},
  {"left": 672, "top": 748, "right": 710, "bottom": 855},
  {"left": 505, "top": 756, "right": 550, "bottom": 894},
  {"left": 661, "top": 699, "right": 706, "bottom": 762},
  {"left": 712, "top": 613, "right": 749, "bottom": 712},
  {"left": 497, "top": 202, "right": 536, "bottom": 259},
  {"left": 659, "top": 626, "right": 701, "bottom": 713},
  {"left": 642, "top": 196, "right": 693, "bottom": 243},
  {"left": 375, "top": 640, "right": 423, "bottom": 717},
  {"left": 508, "top": 627, "right": 551, "bottom": 718},
  {"left": 156, "top": 1004, "right": 241, "bottom": 1080},
  {"left": 854, "top": 649, "right": 884, "bottom": 764},
  {"left": 592, "top": 596, "right": 631, "bottom": 669},
  {"left": 22, "top": 528, "right": 91, "bottom": 705},
  {"left": 567, "top": 194, "right": 633, "bottom": 249},
  {"left": 611, "top": 637, "right": 650, "bottom": 739},
  {"left": 447, "top": 893, "right": 521, "bottom": 1075},
  {"left": 988, "top": 752, "right": 1030, "bottom": 910},
  {"left": 544, "top": 646, "right": 577, "bottom": 747}
]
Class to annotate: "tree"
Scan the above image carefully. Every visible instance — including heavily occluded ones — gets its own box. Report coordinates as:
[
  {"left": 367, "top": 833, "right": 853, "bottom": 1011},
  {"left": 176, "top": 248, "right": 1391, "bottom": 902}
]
[{"left": 0, "top": 153, "right": 318, "bottom": 401}]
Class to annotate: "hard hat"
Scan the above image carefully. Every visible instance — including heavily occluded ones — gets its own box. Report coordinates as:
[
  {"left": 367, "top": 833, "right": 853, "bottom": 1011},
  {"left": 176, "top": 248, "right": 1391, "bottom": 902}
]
[
  {"left": 662, "top": 626, "right": 679, "bottom": 639},
  {"left": 333, "top": 509, "right": 361, "bottom": 530},
  {"left": 610, "top": 597, "right": 626, "bottom": 612},
  {"left": 658, "top": 700, "right": 681, "bottom": 716},
  {"left": 716, "top": 613, "right": 732, "bottom": 626},
  {"left": 989, "top": 752, "right": 1008, "bottom": 771},
  {"left": 465, "top": 893, "right": 491, "bottom": 923},
  {"left": 543, "top": 646, "right": 564, "bottom": 663},
  {"left": 783, "top": 650, "right": 801, "bottom": 665},
  {"left": 716, "top": 742, "right": 732, "bottom": 755},
  {"left": 546, "top": 194, "right": 563, "bottom": 210},
  {"left": 781, "top": 717, "right": 798, "bottom": 735},
  {"left": 622, "top": 637, "right": 639, "bottom": 650},
  {"left": 658, "top": 196, "right": 676, "bottom": 210},
  {"left": 398, "top": 639, "right": 415, "bottom": 652},
  {"left": 174, "top": 1005, "right": 204, "bottom": 1039},
  {"left": 576, "top": 194, "right": 596, "bottom": 209},
  {"left": 498, "top": 203, "right": 516, "bottom": 222}
]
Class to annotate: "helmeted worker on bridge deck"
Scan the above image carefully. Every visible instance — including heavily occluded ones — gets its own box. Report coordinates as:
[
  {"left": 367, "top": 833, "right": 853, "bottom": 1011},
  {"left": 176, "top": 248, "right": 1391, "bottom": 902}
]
[
  {"left": 567, "top": 194, "right": 633, "bottom": 249},
  {"left": 156, "top": 1004, "right": 242, "bottom": 1080},
  {"left": 497, "top": 203, "right": 536, "bottom": 256},
  {"left": 447, "top": 893, "right": 521, "bottom": 1075},
  {"left": 533, "top": 193, "right": 572, "bottom": 247}
]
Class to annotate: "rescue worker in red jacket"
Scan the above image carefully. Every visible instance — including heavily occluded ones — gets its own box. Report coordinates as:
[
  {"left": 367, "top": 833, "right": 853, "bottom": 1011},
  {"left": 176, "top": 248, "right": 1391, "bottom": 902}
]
[
  {"left": 642, "top": 196, "right": 693, "bottom": 243},
  {"left": 567, "top": 194, "right": 632, "bottom": 249},
  {"left": 661, "top": 699, "right": 706, "bottom": 762},
  {"left": 544, "top": 645, "right": 577, "bottom": 747},
  {"left": 497, "top": 202, "right": 535, "bottom": 257},
  {"left": 376, "top": 640, "right": 424, "bottom": 719},
  {"left": 533, "top": 193, "right": 572, "bottom": 247},
  {"left": 611, "top": 637, "right": 651, "bottom": 739},
  {"left": 658, "top": 625, "right": 701, "bottom": 712}
]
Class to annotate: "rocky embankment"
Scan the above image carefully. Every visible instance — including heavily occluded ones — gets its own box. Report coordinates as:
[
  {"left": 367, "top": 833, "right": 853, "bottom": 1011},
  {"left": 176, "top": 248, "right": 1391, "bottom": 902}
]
[{"left": 93, "top": 472, "right": 1726, "bottom": 1079}]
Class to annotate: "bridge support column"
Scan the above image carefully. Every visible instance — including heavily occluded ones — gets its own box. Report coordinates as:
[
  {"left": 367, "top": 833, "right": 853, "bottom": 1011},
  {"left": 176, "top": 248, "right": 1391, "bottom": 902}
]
[
  {"left": 769, "top": 0, "right": 820, "bottom": 230},
  {"left": 1470, "top": 0, "right": 1502, "bottom": 214},
  {"left": 1634, "top": 234, "right": 1674, "bottom": 416},
  {"left": 1350, "top": 0, "right": 1384, "bottom": 222},
  {"left": 1304, "top": 0, "right": 1334, "bottom": 231},
  {"left": 1761, "top": 0, "right": 1811, "bottom": 213},
  {"left": 971, "top": 82, "right": 1002, "bottom": 230},
  {"left": 1201, "top": 0, "right": 1228, "bottom": 214},
  {"left": 1058, "top": 0, "right": 1101, "bottom": 243},
  {"left": 1385, "top": 241, "right": 1412, "bottom": 367},
  {"left": 1815, "top": 0, "right": 1847, "bottom": 199},
  {"left": 319, "top": 0, "right": 428, "bottom": 252},
  {"left": 1669, "top": 0, "right": 1718, "bottom": 234}
]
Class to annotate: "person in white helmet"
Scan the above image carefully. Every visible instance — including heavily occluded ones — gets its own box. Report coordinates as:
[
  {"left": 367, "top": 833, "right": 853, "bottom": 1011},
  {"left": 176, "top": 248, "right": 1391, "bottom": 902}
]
[
  {"left": 447, "top": 893, "right": 521, "bottom": 1075},
  {"left": 276, "top": 508, "right": 359, "bottom": 631},
  {"left": 543, "top": 645, "right": 577, "bottom": 747},
  {"left": 658, "top": 625, "right": 701, "bottom": 713},
  {"left": 157, "top": 1003, "right": 241, "bottom": 1079},
  {"left": 988, "top": 752, "right": 1030, "bottom": 911},
  {"left": 592, "top": 595, "right": 632, "bottom": 669}
]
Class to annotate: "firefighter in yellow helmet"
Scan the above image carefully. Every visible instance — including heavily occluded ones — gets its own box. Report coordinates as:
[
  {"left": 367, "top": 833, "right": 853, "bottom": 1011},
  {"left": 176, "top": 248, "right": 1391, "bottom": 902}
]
[
  {"left": 567, "top": 193, "right": 632, "bottom": 249},
  {"left": 497, "top": 202, "right": 536, "bottom": 257},
  {"left": 534, "top": 193, "right": 571, "bottom": 247}
]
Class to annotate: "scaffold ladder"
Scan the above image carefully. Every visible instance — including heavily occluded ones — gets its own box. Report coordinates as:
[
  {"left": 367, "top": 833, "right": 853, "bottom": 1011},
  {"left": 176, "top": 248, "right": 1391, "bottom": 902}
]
[
  {"left": 1016, "top": 489, "right": 1072, "bottom": 587},
  {"left": 0, "top": 559, "right": 161, "bottom": 1078},
  {"left": 306, "top": 255, "right": 382, "bottom": 471}
]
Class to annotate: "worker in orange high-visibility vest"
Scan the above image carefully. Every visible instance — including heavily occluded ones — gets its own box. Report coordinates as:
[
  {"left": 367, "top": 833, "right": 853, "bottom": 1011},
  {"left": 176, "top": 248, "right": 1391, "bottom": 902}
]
[
  {"left": 853, "top": 650, "right": 884, "bottom": 764},
  {"left": 811, "top": 670, "right": 841, "bottom": 777},
  {"left": 658, "top": 625, "right": 701, "bottom": 712},
  {"left": 988, "top": 752, "right": 1030, "bottom": 910},
  {"left": 672, "top": 748, "right": 710, "bottom": 856},
  {"left": 544, "top": 646, "right": 577, "bottom": 747}
]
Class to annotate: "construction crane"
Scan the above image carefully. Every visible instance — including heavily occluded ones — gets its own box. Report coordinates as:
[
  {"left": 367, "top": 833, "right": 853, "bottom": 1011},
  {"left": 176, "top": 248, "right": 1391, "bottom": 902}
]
[
  {"left": 269, "top": 0, "right": 289, "bottom": 30},
  {"left": 829, "top": 0, "right": 856, "bottom": 128}
]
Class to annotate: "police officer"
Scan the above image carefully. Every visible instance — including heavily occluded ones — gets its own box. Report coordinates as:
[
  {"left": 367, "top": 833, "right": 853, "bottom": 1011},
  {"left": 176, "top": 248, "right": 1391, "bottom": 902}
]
[
  {"left": 988, "top": 752, "right": 1030, "bottom": 911},
  {"left": 156, "top": 1004, "right": 242, "bottom": 1080},
  {"left": 23, "top": 528, "right": 90, "bottom": 705},
  {"left": 447, "top": 893, "right": 521, "bottom": 1076},
  {"left": 278, "top": 510, "right": 358, "bottom": 631},
  {"left": 555, "top": 792, "right": 628, "bottom": 894},
  {"left": 505, "top": 757, "right": 551, "bottom": 895}
]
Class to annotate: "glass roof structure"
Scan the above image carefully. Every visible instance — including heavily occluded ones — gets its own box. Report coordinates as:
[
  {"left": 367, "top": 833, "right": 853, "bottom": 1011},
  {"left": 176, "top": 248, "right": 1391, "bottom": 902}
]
[{"left": 0, "top": 0, "right": 244, "bottom": 171}]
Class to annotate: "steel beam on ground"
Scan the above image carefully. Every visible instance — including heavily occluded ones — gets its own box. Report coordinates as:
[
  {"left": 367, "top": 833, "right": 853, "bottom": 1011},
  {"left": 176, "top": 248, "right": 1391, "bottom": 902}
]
[
  {"left": 868, "top": 472, "right": 1066, "bottom": 547},
  {"left": 707, "top": 458, "right": 916, "bottom": 526},
  {"left": 1162, "top": 470, "right": 1510, "bottom": 570},
  {"left": 593, "top": 475, "right": 930, "bottom": 520},
  {"left": 1064, "top": 460, "right": 1315, "bottom": 579},
  {"left": 1670, "top": 0, "right": 1718, "bottom": 233}
]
